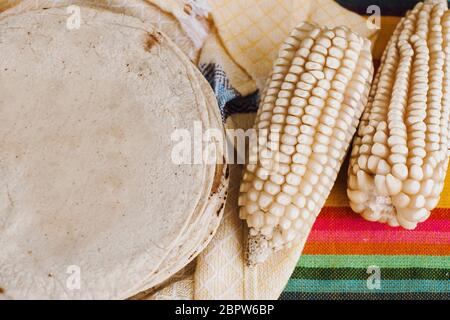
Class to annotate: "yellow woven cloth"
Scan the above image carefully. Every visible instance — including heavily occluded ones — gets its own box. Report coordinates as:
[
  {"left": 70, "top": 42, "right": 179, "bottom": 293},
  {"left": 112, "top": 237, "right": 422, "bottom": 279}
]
[{"left": 208, "top": 0, "right": 378, "bottom": 90}]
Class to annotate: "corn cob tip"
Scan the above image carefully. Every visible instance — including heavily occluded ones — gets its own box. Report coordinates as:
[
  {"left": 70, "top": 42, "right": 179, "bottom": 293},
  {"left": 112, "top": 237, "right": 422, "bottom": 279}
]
[{"left": 246, "top": 235, "right": 271, "bottom": 266}]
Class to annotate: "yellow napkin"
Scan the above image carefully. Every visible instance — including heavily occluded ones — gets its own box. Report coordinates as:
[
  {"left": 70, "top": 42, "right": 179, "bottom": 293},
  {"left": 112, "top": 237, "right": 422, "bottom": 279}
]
[{"left": 208, "top": 0, "right": 379, "bottom": 89}]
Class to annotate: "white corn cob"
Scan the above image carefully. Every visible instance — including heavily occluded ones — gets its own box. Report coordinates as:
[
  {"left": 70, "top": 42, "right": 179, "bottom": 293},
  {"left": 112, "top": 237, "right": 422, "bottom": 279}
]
[
  {"left": 238, "top": 23, "right": 374, "bottom": 265},
  {"left": 347, "top": 0, "right": 450, "bottom": 230}
]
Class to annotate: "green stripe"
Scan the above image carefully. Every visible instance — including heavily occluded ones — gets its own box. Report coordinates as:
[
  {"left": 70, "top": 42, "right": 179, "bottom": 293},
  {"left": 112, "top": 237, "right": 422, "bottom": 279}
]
[
  {"left": 284, "top": 279, "right": 450, "bottom": 293},
  {"left": 280, "top": 292, "right": 450, "bottom": 300},
  {"left": 291, "top": 267, "right": 450, "bottom": 280},
  {"left": 297, "top": 255, "right": 450, "bottom": 269}
]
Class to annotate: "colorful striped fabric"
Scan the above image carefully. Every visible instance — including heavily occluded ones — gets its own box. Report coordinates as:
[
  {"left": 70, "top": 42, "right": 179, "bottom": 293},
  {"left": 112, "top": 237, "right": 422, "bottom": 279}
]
[
  {"left": 281, "top": 207, "right": 450, "bottom": 300},
  {"left": 281, "top": 0, "right": 450, "bottom": 300}
]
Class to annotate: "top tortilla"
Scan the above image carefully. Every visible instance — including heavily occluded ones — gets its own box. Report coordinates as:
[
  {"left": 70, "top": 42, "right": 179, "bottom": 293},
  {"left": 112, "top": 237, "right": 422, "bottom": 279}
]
[
  {"left": 0, "top": 5, "right": 214, "bottom": 299},
  {"left": 0, "top": 0, "right": 201, "bottom": 61}
]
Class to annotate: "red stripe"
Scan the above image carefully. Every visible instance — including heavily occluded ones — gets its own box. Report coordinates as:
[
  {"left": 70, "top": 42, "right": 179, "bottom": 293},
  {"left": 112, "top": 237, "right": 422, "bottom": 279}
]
[
  {"left": 308, "top": 230, "right": 450, "bottom": 244},
  {"left": 302, "top": 242, "right": 450, "bottom": 255},
  {"left": 313, "top": 207, "right": 450, "bottom": 232}
]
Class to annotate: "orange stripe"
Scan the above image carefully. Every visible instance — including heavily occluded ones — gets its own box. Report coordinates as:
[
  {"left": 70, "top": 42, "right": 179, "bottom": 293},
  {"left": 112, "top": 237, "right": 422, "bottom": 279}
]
[
  {"left": 438, "top": 168, "right": 450, "bottom": 208},
  {"left": 303, "top": 242, "right": 450, "bottom": 256},
  {"left": 318, "top": 207, "right": 450, "bottom": 220},
  {"left": 372, "top": 16, "right": 401, "bottom": 60}
]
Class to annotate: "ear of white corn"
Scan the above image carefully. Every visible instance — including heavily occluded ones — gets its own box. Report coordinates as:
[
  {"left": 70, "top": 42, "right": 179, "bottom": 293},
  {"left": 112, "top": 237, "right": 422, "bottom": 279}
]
[
  {"left": 347, "top": 0, "right": 450, "bottom": 230},
  {"left": 238, "top": 22, "right": 374, "bottom": 265}
]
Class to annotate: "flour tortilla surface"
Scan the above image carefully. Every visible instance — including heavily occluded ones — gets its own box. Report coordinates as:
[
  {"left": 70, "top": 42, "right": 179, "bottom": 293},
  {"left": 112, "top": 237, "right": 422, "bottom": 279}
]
[{"left": 0, "top": 5, "right": 219, "bottom": 299}]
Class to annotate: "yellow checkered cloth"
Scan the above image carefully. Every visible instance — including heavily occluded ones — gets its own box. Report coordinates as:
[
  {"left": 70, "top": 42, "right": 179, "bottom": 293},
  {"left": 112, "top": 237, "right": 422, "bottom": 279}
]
[{"left": 209, "top": 0, "right": 378, "bottom": 90}]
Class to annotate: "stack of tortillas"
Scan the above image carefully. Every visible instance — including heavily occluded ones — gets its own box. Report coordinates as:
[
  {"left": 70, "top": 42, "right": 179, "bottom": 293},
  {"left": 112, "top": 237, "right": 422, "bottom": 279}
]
[{"left": 0, "top": 0, "right": 228, "bottom": 299}]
